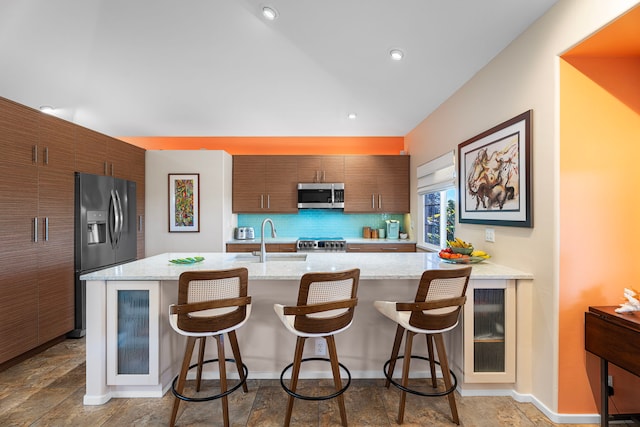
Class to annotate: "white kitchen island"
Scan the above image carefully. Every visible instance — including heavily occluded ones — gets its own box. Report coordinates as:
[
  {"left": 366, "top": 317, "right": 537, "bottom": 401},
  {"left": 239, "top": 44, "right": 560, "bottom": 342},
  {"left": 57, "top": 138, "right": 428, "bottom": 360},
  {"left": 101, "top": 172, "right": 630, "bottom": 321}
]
[{"left": 81, "top": 252, "right": 532, "bottom": 405}]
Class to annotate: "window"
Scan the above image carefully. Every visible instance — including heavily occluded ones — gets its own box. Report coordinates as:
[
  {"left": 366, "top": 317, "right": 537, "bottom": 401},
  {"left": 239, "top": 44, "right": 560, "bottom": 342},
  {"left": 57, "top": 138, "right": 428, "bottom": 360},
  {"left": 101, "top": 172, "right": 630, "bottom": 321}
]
[
  {"left": 417, "top": 151, "right": 456, "bottom": 251},
  {"left": 424, "top": 188, "right": 456, "bottom": 247}
]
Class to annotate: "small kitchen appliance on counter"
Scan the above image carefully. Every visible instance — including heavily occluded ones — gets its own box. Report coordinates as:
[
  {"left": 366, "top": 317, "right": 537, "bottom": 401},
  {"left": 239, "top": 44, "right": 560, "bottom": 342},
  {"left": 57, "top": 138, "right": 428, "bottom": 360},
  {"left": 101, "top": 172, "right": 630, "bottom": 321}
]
[
  {"left": 296, "top": 237, "right": 347, "bottom": 252},
  {"left": 235, "top": 226, "right": 255, "bottom": 240},
  {"left": 385, "top": 220, "right": 400, "bottom": 239}
]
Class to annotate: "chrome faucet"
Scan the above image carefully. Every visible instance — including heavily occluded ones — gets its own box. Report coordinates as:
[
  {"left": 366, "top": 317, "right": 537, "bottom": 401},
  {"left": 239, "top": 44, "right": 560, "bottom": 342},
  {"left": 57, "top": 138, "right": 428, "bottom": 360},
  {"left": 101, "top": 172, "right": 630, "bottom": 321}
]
[{"left": 259, "top": 218, "right": 277, "bottom": 262}]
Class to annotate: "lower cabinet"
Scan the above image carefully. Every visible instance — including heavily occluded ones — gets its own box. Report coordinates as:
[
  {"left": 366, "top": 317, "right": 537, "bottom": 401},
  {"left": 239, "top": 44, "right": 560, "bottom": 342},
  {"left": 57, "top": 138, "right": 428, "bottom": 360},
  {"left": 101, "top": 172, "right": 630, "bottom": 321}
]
[
  {"left": 106, "top": 281, "right": 159, "bottom": 386},
  {"left": 226, "top": 243, "right": 297, "bottom": 253},
  {"left": 346, "top": 243, "right": 416, "bottom": 252},
  {"left": 450, "top": 279, "right": 516, "bottom": 384}
]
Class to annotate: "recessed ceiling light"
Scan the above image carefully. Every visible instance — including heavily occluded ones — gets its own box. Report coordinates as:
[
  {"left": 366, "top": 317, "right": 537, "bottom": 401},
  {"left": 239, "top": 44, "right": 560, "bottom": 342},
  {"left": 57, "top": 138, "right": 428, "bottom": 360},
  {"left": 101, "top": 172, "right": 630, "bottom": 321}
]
[
  {"left": 262, "top": 6, "right": 278, "bottom": 20},
  {"left": 347, "top": 113, "right": 357, "bottom": 120},
  {"left": 390, "top": 49, "right": 404, "bottom": 61},
  {"left": 39, "top": 105, "right": 55, "bottom": 114}
]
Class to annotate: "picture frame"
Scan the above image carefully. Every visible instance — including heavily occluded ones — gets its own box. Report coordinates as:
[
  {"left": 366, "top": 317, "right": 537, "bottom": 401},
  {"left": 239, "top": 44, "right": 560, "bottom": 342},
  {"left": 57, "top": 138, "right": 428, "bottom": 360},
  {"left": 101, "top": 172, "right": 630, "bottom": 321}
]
[
  {"left": 168, "top": 173, "right": 200, "bottom": 232},
  {"left": 458, "top": 110, "right": 532, "bottom": 227}
]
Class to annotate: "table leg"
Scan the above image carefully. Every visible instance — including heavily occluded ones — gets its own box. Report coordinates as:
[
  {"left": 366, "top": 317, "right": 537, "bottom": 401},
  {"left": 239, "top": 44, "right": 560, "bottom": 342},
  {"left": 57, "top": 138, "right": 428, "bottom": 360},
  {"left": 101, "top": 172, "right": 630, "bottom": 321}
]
[{"left": 600, "top": 357, "right": 608, "bottom": 427}]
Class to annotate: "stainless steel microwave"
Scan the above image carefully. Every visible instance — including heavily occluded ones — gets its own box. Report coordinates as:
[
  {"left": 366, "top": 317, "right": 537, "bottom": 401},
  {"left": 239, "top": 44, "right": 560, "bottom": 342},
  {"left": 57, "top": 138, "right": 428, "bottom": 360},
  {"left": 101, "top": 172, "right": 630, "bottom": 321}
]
[{"left": 297, "top": 183, "right": 345, "bottom": 209}]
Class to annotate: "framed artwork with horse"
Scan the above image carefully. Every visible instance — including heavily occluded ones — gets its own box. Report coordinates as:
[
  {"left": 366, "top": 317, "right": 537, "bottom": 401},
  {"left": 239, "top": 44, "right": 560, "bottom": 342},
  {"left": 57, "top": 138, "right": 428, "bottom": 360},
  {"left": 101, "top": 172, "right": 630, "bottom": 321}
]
[{"left": 458, "top": 110, "right": 532, "bottom": 227}]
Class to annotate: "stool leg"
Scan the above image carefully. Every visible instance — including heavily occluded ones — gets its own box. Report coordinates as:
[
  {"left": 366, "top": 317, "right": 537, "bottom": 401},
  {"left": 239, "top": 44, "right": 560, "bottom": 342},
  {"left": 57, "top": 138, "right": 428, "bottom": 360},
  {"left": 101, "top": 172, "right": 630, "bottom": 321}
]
[
  {"left": 426, "top": 334, "right": 437, "bottom": 388},
  {"left": 196, "top": 337, "right": 206, "bottom": 392},
  {"left": 398, "top": 330, "right": 415, "bottom": 424},
  {"left": 171, "top": 336, "right": 197, "bottom": 427},
  {"left": 228, "top": 330, "right": 248, "bottom": 393},
  {"left": 326, "top": 335, "right": 348, "bottom": 427},
  {"left": 284, "top": 336, "right": 306, "bottom": 427},
  {"left": 385, "top": 325, "right": 405, "bottom": 388},
  {"left": 215, "top": 335, "right": 230, "bottom": 427},
  {"left": 434, "top": 333, "right": 459, "bottom": 425}
]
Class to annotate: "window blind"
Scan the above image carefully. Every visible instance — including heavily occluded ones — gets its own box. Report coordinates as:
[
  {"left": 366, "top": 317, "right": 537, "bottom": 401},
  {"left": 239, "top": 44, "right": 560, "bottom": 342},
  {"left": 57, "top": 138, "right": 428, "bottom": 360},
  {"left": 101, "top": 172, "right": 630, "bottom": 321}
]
[{"left": 417, "top": 150, "right": 456, "bottom": 195}]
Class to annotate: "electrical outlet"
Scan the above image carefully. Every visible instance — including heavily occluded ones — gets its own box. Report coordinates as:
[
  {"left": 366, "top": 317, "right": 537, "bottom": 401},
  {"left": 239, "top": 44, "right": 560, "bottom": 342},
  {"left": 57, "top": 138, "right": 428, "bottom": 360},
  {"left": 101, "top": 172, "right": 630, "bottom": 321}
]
[
  {"left": 608, "top": 375, "right": 613, "bottom": 387},
  {"left": 485, "top": 228, "right": 495, "bottom": 242},
  {"left": 315, "top": 338, "right": 326, "bottom": 356}
]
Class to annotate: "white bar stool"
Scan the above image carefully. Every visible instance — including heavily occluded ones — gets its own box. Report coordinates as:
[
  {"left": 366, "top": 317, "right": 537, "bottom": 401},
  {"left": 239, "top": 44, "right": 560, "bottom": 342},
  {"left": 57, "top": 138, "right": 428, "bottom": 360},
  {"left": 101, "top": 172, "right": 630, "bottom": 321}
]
[
  {"left": 168, "top": 268, "right": 251, "bottom": 427},
  {"left": 374, "top": 266, "right": 471, "bottom": 425},
  {"left": 273, "top": 268, "right": 360, "bottom": 427}
]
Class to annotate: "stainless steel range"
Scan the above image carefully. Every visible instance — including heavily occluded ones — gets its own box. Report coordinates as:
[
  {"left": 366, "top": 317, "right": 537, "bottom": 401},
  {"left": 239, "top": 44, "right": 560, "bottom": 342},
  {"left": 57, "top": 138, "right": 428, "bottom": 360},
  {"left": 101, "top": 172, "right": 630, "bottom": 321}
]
[{"left": 296, "top": 237, "right": 347, "bottom": 252}]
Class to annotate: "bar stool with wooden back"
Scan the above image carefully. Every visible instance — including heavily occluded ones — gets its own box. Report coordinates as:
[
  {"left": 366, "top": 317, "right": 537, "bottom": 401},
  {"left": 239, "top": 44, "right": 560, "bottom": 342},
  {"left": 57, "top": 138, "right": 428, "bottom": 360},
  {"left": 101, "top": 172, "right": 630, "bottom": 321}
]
[
  {"left": 169, "top": 268, "right": 252, "bottom": 427},
  {"left": 374, "top": 266, "right": 471, "bottom": 425},
  {"left": 273, "top": 268, "right": 360, "bottom": 427}
]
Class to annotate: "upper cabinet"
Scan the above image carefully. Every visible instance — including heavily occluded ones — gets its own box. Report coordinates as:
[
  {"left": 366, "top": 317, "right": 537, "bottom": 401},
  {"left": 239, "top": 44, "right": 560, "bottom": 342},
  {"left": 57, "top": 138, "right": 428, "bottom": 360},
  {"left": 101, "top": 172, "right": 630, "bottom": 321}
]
[
  {"left": 233, "top": 154, "right": 410, "bottom": 214},
  {"left": 297, "top": 155, "right": 344, "bottom": 183},
  {"left": 344, "top": 155, "right": 409, "bottom": 213},
  {"left": 75, "top": 127, "right": 145, "bottom": 181},
  {"left": 233, "top": 156, "right": 298, "bottom": 213}
]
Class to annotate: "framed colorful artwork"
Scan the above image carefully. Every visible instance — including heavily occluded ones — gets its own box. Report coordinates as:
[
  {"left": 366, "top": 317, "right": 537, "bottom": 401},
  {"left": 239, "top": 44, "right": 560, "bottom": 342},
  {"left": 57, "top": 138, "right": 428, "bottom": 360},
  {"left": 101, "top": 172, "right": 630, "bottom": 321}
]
[
  {"left": 168, "top": 173, "right": 200, "bottom": 232},
  {"left": 458, "top": 110, "right": 532, "bottom": 227}
]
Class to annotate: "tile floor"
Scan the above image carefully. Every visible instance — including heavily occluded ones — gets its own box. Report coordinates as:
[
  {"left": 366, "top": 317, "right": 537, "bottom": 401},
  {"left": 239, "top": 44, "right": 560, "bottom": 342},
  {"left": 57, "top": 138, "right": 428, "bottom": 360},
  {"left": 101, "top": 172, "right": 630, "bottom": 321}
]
[{"left": 0, "top": 338, "right": 614, "bottom": 426}]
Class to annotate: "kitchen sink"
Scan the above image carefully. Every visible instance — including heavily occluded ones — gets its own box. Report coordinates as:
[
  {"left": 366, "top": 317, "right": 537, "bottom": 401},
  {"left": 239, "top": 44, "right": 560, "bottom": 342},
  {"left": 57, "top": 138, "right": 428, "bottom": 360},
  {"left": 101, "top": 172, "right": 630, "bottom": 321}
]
[{"left": 229, "top": 253, "right": 308, "bottom": 263}]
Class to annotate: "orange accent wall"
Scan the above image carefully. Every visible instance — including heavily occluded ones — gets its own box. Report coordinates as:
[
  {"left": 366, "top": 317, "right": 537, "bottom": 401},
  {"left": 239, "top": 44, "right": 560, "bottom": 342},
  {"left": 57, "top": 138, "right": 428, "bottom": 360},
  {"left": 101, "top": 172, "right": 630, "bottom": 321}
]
[
  {"left": 118, "top": 136, "right": 405, "bottom": 155},
  {"left": 559, "top": 57, "right": 640, "bottom": 413}
]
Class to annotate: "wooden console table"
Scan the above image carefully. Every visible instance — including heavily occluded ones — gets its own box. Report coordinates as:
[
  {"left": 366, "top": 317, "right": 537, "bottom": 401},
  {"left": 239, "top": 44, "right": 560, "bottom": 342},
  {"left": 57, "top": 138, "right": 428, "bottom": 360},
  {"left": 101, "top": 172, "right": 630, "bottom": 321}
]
[{"left": 585, "top": 306, "right": 640, "bottom": 427}]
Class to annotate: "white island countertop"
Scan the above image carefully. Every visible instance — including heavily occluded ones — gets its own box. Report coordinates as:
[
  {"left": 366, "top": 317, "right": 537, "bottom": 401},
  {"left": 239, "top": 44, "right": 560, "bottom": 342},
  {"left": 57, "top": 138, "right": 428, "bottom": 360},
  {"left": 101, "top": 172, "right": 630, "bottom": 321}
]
[{"left": 81, "top": 252, "right": 532, "bottom": 282}]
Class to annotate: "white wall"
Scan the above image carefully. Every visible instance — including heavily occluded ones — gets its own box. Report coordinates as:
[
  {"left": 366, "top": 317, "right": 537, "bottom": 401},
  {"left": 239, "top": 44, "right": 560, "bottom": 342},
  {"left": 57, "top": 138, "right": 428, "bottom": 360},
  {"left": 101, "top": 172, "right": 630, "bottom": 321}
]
[
  {"left": 404, "top": 0, "right": 638, "bottom": 419},
  {"left": 145, "top": 150, "right": 234, "bottom": 256}
]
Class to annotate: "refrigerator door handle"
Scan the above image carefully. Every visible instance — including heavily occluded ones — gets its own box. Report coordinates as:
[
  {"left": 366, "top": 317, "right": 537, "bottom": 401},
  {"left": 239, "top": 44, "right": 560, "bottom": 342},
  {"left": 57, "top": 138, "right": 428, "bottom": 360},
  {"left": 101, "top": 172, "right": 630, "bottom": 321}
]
[
  {"left": 114, "top": 189, "right": 124, "bottom": 244},
  {"left": 109, "top": 190, "right": 118, "bottom": 249}
]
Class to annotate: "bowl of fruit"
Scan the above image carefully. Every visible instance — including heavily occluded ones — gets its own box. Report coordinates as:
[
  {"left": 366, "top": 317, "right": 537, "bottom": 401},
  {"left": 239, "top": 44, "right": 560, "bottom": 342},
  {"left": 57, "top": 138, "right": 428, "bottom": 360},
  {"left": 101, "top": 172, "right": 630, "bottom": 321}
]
[
  {"left": 447, "top": 238, "right": 473, "bottom": 255},
  {"left": 450, "top": 246, "right": 473, "bottom": 255}
]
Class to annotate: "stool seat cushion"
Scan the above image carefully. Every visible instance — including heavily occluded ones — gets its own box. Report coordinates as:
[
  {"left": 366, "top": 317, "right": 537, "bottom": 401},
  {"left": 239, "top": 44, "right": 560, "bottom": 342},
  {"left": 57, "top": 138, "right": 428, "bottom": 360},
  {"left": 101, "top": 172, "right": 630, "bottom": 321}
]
[
  {"left": 374, "top": 300, "right": 458, "bottom": 334},
  {"left": 273, "top": 303, "right": 353, "bottom": 338},
  {"left": 169, "top": 304, "right": 252, "bottom": 337}
]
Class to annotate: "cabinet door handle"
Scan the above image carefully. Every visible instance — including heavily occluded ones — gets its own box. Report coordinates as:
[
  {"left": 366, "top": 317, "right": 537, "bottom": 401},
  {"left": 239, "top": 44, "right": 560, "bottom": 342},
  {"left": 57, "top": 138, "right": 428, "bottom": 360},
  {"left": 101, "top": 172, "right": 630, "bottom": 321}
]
[
  {"left": 44, "top": 147, "right": 49, "bottom": 165},
  {"left": 267, "top": 194, "right": 270, "bottom": 209},
  {"left": 322, "top": 170, "right": 326, "bottom": 182},
  {"left": 372, "top": 194, "right": 375, "bottom": 209},
  {"left": 260, "top": 194, "right": 264, "bottom": 209},
  {"left": 348, "top": 247, "right": 360, "bottom": 251},
  {"left": 138, "top": 215, "right": 143, "bottom": 232},
  {"left": 32, "top": 145, "right": 38, "bottom": 164},
  {"left": 381, "top": 247, "right": 398, "bottom": 251},
  {"left": 45, "top": 217, "right": 49, "bottom": 241},
  {"left": 111, "top": 163, "right": 114, "bottom": 176},
  {"left": 378, "top": 194, "right": 382, "bottom": 209},
  {"left": 34, "top": 217, "right": 38, "bottom": 243}
]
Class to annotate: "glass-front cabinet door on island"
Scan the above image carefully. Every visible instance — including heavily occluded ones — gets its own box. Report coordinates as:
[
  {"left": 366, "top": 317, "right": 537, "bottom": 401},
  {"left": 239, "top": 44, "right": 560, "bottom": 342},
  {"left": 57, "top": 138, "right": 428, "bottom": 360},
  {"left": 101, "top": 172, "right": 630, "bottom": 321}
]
[
  {"left": 106, "top": 281, "right": 159, "bottom": 385},
  {"left": 462, "top": 279, "right": 516, "bottom": 383}
]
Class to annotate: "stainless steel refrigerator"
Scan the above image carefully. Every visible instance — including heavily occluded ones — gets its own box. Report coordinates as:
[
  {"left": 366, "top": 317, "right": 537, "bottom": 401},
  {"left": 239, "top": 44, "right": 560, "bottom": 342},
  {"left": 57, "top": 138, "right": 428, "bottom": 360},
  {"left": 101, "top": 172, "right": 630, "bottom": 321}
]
[{"left": 70, "top": 172, "right": 137, "bottom": 337}]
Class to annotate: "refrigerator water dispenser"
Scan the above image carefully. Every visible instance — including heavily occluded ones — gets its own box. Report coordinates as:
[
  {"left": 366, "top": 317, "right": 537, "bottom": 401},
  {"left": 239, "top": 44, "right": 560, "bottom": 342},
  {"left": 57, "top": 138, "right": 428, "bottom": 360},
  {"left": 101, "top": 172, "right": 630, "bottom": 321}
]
[{"left": 87, "top": 211, "right": 107, "bottom": 244}]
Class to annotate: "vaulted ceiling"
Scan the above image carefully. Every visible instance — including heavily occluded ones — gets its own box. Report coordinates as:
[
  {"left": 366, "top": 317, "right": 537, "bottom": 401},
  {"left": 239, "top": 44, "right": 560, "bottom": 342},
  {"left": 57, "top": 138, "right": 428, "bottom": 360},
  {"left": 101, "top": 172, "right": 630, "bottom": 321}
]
[{"left": 0, "top": 0, "right": 559, "bottom": 138}]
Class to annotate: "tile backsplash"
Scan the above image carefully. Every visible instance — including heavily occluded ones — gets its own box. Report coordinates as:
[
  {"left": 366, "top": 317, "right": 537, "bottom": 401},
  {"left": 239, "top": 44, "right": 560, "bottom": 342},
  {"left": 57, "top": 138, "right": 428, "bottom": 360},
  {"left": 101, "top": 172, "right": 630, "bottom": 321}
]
[{"left": 237, "top": 210, "right": 405, "bottom": 238}]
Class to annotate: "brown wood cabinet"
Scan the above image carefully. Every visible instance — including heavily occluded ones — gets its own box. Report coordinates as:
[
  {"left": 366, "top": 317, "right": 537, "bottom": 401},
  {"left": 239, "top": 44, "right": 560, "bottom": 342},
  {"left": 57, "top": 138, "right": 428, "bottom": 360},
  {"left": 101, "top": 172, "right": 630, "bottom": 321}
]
[
  {"left": 0, "top": 98, "right": 75, "bottom": 363},
  {"left": 346, "top": 242, "right": 416, "bottom": 252},
  {"left": 297, "top": 155, "right": 345, "bottom": 183},
  {"left": 233, "top": 156, "right": 298, "bottom": 213},
  {"left": 233, "top": 155, "right": 409, "bottom": 213},
  {"left": 0, "top": 99, "right": 40, "bottom": 364},
  {"left": 344, "top": 155, "right": 409, "bottom": 213},
  {"left": 226, "top": 243, "right": 296, "bottom": 253},
  {"left": 0, "top": 96, "right": 146, "bottom": 365}
]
